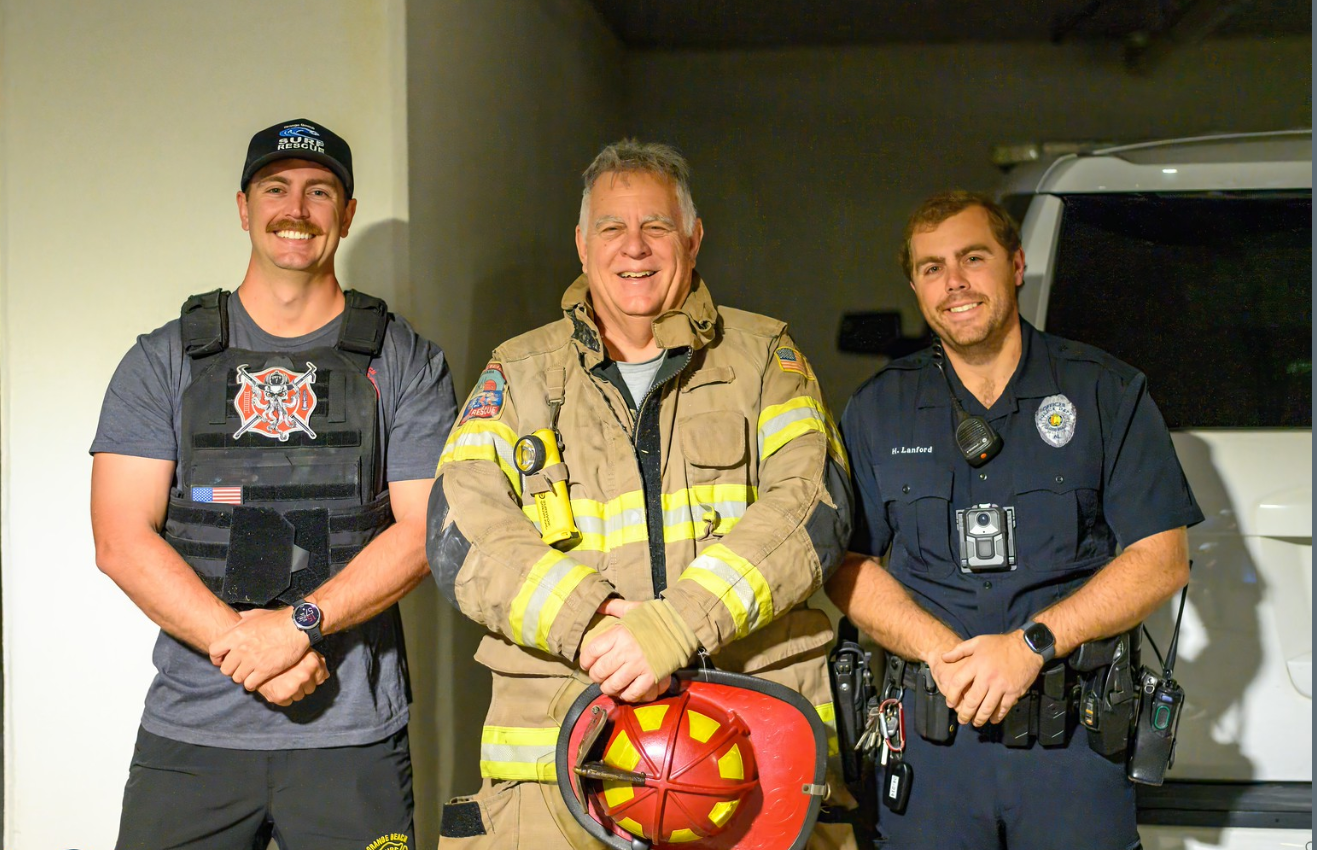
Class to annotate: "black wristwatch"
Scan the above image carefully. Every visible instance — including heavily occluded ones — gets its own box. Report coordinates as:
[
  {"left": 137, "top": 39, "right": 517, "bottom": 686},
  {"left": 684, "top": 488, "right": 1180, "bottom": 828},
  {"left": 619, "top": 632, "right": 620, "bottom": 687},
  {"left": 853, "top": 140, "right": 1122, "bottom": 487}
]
[
  {"left": 1022, "top": 620, "right": 1056, "bottom": 663},
  {"left": 291, "top": 600, "right": 324, "bottom": 647}
]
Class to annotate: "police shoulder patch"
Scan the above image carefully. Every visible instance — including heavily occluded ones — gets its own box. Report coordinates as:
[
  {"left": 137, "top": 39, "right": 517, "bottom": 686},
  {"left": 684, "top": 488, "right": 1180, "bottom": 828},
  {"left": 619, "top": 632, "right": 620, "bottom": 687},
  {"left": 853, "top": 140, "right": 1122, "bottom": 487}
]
[
  {"left": 774, "top": 346, "right": 816, "bottom": 380},
  {"left": 459, "top": 362, "right": 507, "bottom": 424},
  {"left": 1035, "top": 394, "right": 1077, "bottom": 447}
]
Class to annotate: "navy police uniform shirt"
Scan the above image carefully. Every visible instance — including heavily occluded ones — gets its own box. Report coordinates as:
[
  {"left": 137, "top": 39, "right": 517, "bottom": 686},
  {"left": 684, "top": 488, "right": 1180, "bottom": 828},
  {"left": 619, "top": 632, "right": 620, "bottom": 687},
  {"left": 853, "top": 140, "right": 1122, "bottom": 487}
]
[{"left": 841, "top": 319, "right": 1203, "bottom": 640}]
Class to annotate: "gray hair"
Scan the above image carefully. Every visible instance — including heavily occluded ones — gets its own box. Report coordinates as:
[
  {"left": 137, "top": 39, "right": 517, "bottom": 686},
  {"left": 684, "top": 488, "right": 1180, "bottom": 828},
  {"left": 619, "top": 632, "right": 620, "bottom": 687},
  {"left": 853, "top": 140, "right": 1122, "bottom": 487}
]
[{"left": 578, "top": 139, "right": 699, "bottom": 237}]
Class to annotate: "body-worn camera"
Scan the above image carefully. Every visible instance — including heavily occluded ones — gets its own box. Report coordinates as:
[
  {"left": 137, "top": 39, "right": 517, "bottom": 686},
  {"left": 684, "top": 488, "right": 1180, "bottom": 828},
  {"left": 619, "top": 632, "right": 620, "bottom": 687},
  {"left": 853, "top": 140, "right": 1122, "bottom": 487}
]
[{"left": 955, "top": 504, "right": 1017, "bottom": 572}]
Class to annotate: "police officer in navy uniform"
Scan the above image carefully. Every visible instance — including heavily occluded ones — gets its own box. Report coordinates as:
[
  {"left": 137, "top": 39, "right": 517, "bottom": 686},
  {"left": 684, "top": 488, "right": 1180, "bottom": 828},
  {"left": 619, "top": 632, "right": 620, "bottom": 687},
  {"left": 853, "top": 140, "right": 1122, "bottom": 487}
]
[{"left": 828, "top": 191, "right": 1203, "bottom": 849}]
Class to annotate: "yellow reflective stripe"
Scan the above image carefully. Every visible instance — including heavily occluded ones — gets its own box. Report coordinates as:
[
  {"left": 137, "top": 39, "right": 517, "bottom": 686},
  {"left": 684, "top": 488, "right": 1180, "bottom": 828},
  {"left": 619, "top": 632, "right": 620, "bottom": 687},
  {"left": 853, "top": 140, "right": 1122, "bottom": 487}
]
[
  {"left": 821, "top": 408, "right": 850, "bottom": 475},
  {"left": 438, "top": 420, "right": 522, "bottom": 496},
  {"left": 758, "top": 396, "right": 828, "bottom": 460},
  {"left": 523, "top": 487, "right": 760, "bottom": 553},
  {"left": 480, "top": 725, "right": 559, "bottom": 781},
  {"left": 815, "top": 702, "right": 840, "bottom": 757},
  {"left": 661, "top": 485, "right": 757, "bottom": 544},
  {"left": 677, "top": 543, "right": 774, "bottom": 638},
  {"left": 508, "top": 551, "right": 597, "bottom": 651},
  {"left": 757, "top": 396, "right": 849, "bottom": 474}
]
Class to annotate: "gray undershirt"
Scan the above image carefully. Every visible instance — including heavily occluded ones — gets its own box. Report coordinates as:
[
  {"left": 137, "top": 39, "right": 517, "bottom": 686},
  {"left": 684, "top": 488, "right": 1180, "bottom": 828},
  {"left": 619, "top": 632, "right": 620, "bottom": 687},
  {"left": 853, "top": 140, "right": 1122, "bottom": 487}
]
[{"left": 616, "top": 352, "right": 665, "bottom": 407}]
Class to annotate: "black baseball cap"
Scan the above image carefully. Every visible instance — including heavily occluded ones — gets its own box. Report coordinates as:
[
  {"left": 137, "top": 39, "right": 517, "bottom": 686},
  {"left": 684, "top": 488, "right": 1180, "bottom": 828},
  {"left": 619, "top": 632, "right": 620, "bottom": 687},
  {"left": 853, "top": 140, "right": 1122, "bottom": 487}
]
[{"left": 240, "top": 118, "right": 354, "bottom": 199}]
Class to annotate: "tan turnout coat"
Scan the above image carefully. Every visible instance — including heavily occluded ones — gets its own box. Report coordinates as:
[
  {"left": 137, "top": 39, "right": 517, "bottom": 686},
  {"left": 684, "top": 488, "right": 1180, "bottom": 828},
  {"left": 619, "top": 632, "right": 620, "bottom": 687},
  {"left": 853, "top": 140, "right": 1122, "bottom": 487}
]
[{"left": 432, "top": 274, "right": 852, "bottom": 794}]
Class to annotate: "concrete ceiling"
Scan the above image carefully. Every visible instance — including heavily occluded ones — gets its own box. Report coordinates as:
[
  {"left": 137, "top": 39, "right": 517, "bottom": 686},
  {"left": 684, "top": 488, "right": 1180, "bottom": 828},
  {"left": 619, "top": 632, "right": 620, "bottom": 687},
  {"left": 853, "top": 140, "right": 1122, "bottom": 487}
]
[{"left": 587, "top": 0, "right": 1311, "bottom": 49}]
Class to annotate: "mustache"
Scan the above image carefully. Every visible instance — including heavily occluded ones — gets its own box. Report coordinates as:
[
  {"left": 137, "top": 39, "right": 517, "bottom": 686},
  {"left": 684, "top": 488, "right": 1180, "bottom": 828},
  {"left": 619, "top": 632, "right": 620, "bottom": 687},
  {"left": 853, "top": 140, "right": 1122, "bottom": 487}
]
[{"left": 267, "top": 219, "right": 324, "bottom": 236}]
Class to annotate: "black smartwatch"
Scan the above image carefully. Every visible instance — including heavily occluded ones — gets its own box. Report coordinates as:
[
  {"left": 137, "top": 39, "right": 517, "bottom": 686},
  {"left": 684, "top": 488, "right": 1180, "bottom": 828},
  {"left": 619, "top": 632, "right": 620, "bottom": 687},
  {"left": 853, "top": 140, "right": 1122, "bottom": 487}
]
[
  {"left": 1021, "top": 620, "right": 1056, "bottom": 663},
  {"left": 291, "top": 600, "right": 324, "bottom": 647}
]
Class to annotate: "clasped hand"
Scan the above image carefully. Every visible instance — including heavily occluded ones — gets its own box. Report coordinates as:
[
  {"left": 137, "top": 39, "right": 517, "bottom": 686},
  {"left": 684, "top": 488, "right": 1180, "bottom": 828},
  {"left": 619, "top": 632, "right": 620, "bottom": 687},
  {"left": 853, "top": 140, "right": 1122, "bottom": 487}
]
[
  {"left": 928, "top": 631, "right": 1044, "bottom": 727},
  {"left": 579, "top": 598, "right": 670, "bottom": 703},
  {"left": 209, "top": 608, "right": 327, "bottom": 706}
]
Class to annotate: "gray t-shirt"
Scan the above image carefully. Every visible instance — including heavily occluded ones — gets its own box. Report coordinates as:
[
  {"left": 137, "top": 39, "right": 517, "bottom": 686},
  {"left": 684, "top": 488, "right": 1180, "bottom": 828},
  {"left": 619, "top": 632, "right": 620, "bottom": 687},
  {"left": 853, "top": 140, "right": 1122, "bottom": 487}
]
[
  {"left": 90, "top": 292, "right": 456, "bottom": 749},
  {"left": 615, "top": 353, "right": 665, "bottom": 408}
]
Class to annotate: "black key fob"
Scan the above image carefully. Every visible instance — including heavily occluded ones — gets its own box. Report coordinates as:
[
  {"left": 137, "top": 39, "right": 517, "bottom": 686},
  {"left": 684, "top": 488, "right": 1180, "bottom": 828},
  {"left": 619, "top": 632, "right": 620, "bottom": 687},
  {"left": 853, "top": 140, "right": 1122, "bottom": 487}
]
[{"left": 882, "top": 759, "right": 913, "bottom": 814}]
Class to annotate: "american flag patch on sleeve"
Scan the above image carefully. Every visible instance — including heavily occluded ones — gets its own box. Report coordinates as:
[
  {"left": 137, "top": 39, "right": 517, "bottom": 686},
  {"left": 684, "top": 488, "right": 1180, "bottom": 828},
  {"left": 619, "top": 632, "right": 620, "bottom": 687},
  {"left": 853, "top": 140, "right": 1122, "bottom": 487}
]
[
  {"left": 191, "top": 486, "right": 243, "bottom": 504},
  {"left": 774, "top": 346, "right": 816, "bottom": 380}
]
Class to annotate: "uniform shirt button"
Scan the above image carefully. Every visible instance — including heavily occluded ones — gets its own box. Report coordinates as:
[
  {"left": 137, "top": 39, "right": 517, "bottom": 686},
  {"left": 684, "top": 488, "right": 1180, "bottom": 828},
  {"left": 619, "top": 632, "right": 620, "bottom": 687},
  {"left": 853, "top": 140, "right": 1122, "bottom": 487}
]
[
  {"left": 983, "top": 581, "right": 993, "bottom": 589},
  {"left": 1055, "top": 475, "right": 1065, "bottom": 484},
  {"left": 978, "top": 472, "right": 987, "bottom": 480},
  {"left": 902, "top": 484, "right": 910, "bottom": 494}
]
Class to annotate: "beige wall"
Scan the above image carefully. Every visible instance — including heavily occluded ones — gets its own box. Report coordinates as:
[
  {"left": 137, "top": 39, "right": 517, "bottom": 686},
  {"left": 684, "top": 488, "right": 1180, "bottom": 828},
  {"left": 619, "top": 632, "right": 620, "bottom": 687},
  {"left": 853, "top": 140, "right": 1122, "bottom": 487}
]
[
  {"left": 628, "top": 37, "right": 1313, "bottom": 402},
  {"left": 403, "top": 0, "right": 624, "bottom": 834},
  {"left": 0, "top": 1, "right": 409, "bottom": 846}
]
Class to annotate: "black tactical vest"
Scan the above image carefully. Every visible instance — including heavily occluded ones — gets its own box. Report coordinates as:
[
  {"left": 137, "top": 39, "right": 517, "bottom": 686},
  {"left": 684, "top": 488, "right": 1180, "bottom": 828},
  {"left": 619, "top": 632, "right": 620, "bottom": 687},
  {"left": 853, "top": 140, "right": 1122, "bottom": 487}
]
[{"left": 164, "top": 289, "right": 394, "bottom": 608}]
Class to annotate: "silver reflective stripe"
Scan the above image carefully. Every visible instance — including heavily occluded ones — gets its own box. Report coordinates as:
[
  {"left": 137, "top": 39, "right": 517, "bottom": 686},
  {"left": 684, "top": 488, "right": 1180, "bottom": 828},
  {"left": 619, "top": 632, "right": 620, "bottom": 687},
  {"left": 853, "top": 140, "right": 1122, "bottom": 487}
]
[
  {"left": 757, "top": 405, "right": 821, "bottom": 456},
  {"left": 481, "top": 742, "right": 556, "bottom": 764},
  {"left": 519, "top": 557, "right": 585, "bottom": 647},
  {"left": 662, "top": 499, "right": 749, "bottom": 529},
  {"left": 688, "top": 552, "right": 761, "bottom": 625},
  {"left": 450, "top": 428, "right": 517, "bottom": 469},
  {"left": 607, "top": 507, "right": 646, "bottom": 537}
]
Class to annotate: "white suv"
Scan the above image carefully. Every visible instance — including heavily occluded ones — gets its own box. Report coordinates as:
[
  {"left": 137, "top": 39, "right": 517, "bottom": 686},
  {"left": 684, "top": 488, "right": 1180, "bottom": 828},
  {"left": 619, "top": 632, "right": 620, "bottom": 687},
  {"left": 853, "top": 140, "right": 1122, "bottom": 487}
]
[{"left": 1001, "top": 130, "right": 1312, "bottom": 850}]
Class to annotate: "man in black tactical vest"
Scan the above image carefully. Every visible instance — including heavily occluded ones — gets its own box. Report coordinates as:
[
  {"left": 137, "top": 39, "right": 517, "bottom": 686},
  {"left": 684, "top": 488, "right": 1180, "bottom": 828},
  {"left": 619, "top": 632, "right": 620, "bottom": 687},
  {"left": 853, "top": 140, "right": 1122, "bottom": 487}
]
[{"left": 90, "top": 118, "right": 456, "bottom": 849}]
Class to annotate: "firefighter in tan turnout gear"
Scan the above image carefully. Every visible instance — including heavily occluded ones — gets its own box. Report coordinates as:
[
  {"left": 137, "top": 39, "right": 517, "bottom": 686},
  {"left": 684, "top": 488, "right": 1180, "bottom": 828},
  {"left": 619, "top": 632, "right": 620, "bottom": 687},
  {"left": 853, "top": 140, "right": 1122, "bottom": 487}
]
[{"left": 426, "top": 140, "right": 857, "bottom": 848}]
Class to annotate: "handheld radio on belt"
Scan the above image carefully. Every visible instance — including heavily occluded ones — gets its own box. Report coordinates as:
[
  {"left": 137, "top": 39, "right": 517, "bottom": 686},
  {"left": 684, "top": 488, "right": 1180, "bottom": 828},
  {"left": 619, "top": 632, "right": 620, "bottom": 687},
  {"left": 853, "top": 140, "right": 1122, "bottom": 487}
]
[{"left": 1128, "top": 583, "right": 1189, "bottom": 785}]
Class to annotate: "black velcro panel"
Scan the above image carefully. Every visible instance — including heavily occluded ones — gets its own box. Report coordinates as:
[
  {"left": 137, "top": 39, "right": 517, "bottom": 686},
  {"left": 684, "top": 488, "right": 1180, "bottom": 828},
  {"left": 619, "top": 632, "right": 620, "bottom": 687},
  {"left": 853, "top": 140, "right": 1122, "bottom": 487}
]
[
  {"left": 329, "top": 369, "right": 347, "bottom": 423},
  {"left": 165, "top": 534, "right": 228, "bottom": 561},
  {"left": 168, "top": 503, "right": 234, "bottom": 529},
  {"left": 245, "top": 483, "right": 358, "bottom": 502},
  {"left": 191, "top": 430, "right": 362, "bottom": 450},
  {"left": 180, "top": 290, "right": 229, "bottom": 358},
  {"left": 337, "top": 290, "right": 390, "bottom": 357},
  {"left": 440, "top": 801, "right": 486, "bottom": 838},
  {"left": 329, "top": 545, "right": 362, "bottom": 565},
  {"left": 222, "top": 507, "right": 296, "bottom": 605},
  {"left": 281, "top": 509, "right": 331, "bottom": 604},
  {"left": 329, "top": 493, "right": 394, "bottom": 533}
]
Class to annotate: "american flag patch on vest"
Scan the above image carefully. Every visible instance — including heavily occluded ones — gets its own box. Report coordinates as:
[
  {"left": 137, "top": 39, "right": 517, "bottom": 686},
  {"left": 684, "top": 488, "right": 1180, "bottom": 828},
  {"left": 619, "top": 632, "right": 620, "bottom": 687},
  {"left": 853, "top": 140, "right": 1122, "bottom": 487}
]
[{"left": 192, "top": 486, "right": 243, "bottom": 504}]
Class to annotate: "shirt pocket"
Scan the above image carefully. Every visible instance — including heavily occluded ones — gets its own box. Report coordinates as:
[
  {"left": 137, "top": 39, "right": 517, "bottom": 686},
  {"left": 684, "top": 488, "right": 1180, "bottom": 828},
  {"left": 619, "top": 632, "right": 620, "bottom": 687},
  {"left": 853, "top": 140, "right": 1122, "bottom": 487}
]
[
  {"left": 677, "top": 410, "right": 751, "bottom": 542},
  {"left": 875, "top": 461, "right": 955, "bottom": 577},
  {"left": 1013, "top": 463, "right": 1103, "bottom": 570},
  {"left": 678, "top": 410, "right": 748, "bottom": 480}
]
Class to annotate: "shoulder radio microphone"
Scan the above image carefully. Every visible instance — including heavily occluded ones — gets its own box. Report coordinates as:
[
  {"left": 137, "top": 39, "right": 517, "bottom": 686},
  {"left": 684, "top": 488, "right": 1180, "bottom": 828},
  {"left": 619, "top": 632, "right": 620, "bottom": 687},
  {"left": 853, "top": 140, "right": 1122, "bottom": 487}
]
[{"left": 932, "top": 340, "right": 1003, "bottom": 467}]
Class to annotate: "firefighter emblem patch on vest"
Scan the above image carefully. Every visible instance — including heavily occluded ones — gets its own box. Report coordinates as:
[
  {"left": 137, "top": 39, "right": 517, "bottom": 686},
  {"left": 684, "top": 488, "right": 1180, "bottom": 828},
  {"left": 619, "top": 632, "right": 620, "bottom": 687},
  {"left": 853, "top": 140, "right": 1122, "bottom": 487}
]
[
  {"left": 459, "top": 362, "right": 506, "bottom": 424},
  {"left": 233, "top": 362, "right": 319, "bottom": 442}
]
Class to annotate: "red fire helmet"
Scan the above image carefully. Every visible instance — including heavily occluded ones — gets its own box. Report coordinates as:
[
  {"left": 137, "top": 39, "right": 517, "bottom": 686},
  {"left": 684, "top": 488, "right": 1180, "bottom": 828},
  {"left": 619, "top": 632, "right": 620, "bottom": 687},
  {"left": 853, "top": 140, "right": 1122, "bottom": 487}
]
[{"left": 557, "top": 669, "right": 828, "bottom": 850}]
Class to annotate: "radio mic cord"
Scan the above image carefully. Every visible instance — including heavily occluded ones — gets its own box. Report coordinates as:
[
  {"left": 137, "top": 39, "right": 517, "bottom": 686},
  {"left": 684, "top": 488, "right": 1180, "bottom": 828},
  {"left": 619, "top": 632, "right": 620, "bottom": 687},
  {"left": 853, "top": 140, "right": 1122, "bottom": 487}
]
[{"left": 932, "top": 338, "right": 1003, "bottom": 467}]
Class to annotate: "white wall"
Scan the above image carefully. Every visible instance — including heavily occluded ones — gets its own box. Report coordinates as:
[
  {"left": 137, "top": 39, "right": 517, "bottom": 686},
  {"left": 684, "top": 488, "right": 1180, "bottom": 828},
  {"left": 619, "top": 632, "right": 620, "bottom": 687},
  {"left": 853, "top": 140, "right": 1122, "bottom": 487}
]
[
  {"left": 628, "top": 37, "right": 1313, "bottom": 401},
  {"left": 0, "top": 2, "right": 408, "bottom": 846},
  {"left": 0, "top": 0, "right": 623, "bottom": 847}
]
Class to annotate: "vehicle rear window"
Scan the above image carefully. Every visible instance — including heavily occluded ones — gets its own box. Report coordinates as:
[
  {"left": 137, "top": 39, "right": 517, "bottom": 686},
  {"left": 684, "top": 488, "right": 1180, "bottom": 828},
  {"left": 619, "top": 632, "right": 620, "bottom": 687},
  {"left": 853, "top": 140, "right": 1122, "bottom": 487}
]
[{"left": 1046, "top": 192, "right": 1312, "bottom": 428}]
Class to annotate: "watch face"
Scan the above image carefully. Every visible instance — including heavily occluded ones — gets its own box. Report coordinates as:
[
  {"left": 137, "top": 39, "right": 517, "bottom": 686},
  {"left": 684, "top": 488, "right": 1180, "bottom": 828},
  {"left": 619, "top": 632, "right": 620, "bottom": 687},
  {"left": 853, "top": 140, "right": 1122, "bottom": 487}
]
[
  {"left": 1025, "top": 623, "right": 1054, "bottom": 651},
  {"left": 293, "top": 603, "right": 322, "bottom": 630}
]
